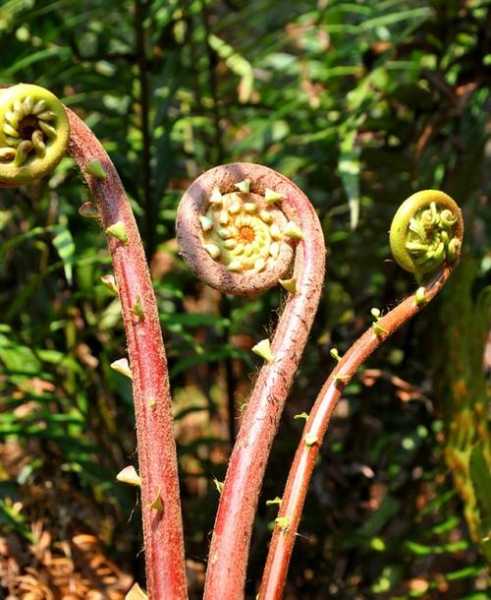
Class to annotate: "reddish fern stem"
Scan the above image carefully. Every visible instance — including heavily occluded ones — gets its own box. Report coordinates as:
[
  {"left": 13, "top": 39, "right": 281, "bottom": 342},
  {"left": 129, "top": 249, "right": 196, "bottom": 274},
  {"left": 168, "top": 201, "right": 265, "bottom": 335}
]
[
  {"left": 67, "top": 110, "right": 188, "bottom": 600},
  {"left": 204, "top": 164, "right": 326, "bottom": 599},
  {"left": 259, "top": 267, "right": 452, "bottom": 600}
]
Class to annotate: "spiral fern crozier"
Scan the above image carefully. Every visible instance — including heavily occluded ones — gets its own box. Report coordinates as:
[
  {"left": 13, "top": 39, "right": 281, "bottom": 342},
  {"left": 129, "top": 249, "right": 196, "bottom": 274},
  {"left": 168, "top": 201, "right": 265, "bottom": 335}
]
[
  {"left": 0, "top": 84, "right": 69, "bottom": 186},
  {"left": 389, "top": 190, "right": 463, "bottom": 279},
  {"left": 0, "top": 83, "right": 188, "bottom": 598},
  {"left": 259, "top": 190, "right": 464, "bottom": 600},
  {"left": 177, "top": 163, "right": 326, "bottom": 600},
  {"left": 176, "top": 165, "right": 309, "bottom": 295}
]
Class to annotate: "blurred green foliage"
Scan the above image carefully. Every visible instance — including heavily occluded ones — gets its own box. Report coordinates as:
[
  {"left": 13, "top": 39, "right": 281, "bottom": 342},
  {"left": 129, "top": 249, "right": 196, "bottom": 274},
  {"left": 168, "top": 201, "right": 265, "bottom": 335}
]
[{"left": 0, "top": 0, "right": 490, "bottom": 598}]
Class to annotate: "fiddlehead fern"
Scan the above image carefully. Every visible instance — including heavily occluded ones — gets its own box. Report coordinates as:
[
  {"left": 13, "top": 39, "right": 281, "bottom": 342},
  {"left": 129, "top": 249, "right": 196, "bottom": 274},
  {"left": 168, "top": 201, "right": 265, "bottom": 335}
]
[
  {"left": 177, "top": 163, "right": 326, "bottom": 599},
  {"left": 0, "top": 84, "right": 69, "bottom": 186},
  {"left": 389, "top": 189, "right": 463, "bottom": 280},
  {"left": 259, "top": 190, "right": 463, "bottom": 600},
  {"left": 0, "top": 84, "right": 187, "bottom": 600},
  {"left": 177, "top": 167, "right": 300, "bottom": 294}
]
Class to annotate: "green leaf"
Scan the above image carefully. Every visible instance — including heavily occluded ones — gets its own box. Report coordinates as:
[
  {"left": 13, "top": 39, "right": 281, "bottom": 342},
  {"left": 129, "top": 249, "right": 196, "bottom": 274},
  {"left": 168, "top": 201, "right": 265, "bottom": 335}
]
[
  {"left": 338, "top": 129, "right": 361, "bottom": 229},
  {"left": 0, "top": 334, "right": 41, "bottom": 375},
  {"left": 208, "top": 34, "right": 254, "bottom": 102},
  {"left": 5, "top": 47, "right": 71, "bottom": 75},
  {"left": 52, "top": 223, "right": 75, "bottom": 285}
]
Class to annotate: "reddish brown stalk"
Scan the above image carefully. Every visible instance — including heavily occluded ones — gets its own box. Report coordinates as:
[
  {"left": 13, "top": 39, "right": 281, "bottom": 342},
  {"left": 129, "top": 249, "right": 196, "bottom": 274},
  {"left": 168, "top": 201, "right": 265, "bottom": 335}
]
[
  {"left": 197, "top": 164, "right": 326, "bottom": 599},
  {"left": 259, "top": 267, "right": 453, "bottom": 600},
  {"left": 67, "top": 110, "right": 188, "bottom": 600}
]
